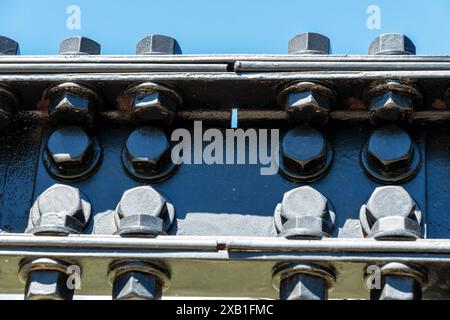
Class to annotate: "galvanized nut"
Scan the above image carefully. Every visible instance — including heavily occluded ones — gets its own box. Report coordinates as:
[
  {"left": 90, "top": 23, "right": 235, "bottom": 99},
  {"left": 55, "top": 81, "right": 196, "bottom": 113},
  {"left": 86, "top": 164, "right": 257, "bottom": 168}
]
[
  {"left": 365, "top": 262, "right": 426, "bottom": 300},
  {"left": 0, "top": 35, "right": 20, "bottom": 55},
  {"left": 127, "top": 82, "right": 182, "bottom": 125},
  {"left": 288, "top": 32, "right": 330, "bottom": 55},
  {"left": 0, "top": 84, "right": 20, "bottom": 129},
  {"left": 279, "top": 82, "right": 336, "bottom": 125},
  {"left": 273, "top": 262, "right": 335, "bottom": 300},
  {"left": 362, "top": 125, "right": 421, "bottom": 183},
  {"left": 59, "top": 36, "right": 101, "bottom": 55},
  {"left": 114, "top": 186, "right": 175, "bottom": 237},
  {"left": 369, "top": 33, "right": 416, "bottom": 55},
  {"left": 122, "top": 126, "right": 178, "bottom": 182},
  {"left": 44, "top": 126, "right": 102, "bottom": 180},
  {"left": 108, "top": 261, "right": 170, "bottom": 300},
  {"left": 279, "top": 126, "right": 333, "bottom": 182},
  {"left": 136, "top": 34, "right": 182, "bottom": 55},
  {"left": 28, "top": 184, "right": 91, "bottom": 235},
  {"left": 359, "top": 186, "right": 422, "bottom": 240},
  {"left": 19, "top": 258, "right": 79, "bottom": 300},
  {"left": 45, "top": 82, "right": 102, "bottom": 126},
  {"left": 274, "top": 186, "right": 336, "bottom": 239}
]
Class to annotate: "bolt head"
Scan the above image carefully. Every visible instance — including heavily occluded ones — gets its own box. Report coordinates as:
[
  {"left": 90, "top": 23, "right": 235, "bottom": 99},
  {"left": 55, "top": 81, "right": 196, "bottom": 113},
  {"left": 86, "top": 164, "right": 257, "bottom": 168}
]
[
  {"left": 36, "top": 184, "right": 85, "bottom": 222},
  {"left": 282, "top": 126, "right": 327, "bottom": 173},
  {"left": 125, "top": 127, "right": 172, "bottom": 175},
  {"left": 112, "top": 271, "right": 162, "bottom": 300},
  {"left": 288, "top": 32, "right": 330, "bottom": 54},
  {"left": 280, "top": 186, "right": 329, "bottom": 221},
  {"left": 46, "top": 126, "right": 94, "bottom": 173},
  {"left": 369, "top": 91, "right": 413, "bottom": 124},
  {"left": 280, "top": 274, "right": 327, "bottom": 300},
  {"left": 117, "top": 186, "right": 167, "bottom": 219},
  {"left": 0, "top": 36, "right": 19, "bottom": 55},
  {"left": 48, "top": 91, "right": 97, "bottom": 125},
  {"left": 285, "top": 90, "right": 331, "bottom": 124},
  {"left": 369, "top": 33, "right": 416, "bottom": 55},
  {"left": 25, "top": 270, "right": 73, "bottom": 300},
  {"left": 367, "top": 126, "right": 413, "bottom": 172},
  {"left": 366, "top": 186, "right": 415, "bottom": 222},
  {"left": 370, "top": 216, "right": 421, "bottom": 239},
  {"left": 59, "top": 36, "right": 101, "bottom": 55},
  {"left": 131, "top": 91, "right": 177, "bottom": 124},
  {"left": 136, "top": 35, "right": 182, "bottom": 55},
  {"left": 372, "top": 275, "right": 421, "bottom": 300}
]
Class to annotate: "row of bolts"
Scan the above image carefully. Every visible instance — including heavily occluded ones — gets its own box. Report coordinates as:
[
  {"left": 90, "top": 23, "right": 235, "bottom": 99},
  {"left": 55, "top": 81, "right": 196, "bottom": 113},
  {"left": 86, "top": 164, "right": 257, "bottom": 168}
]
[{"left": 0, "top": 32, "right": 428, "bottom": 299}]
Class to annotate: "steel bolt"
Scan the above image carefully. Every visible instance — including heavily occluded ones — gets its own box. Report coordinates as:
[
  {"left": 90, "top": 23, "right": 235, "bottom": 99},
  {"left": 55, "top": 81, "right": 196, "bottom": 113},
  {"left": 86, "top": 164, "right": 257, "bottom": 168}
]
[
  {"left": 28, "top": 184, "right": 91, "bottom": 235},
  {"left": 367, "top": 125, "right": 413, "bottom": 173},
  {"left": 115, "top": 186, "right": 174, "bottom": 236},
  {"left": 274, "top": 263, "right": 335, "bottom": 300},
  {"left": 20, "top": 258, "right": 78, "bottom": 301},
  {"left": 288, "top": 32, "right": 330, "bottom": 54},
  {"left": 369, "top": 90, "right": 414, "bottom": 124},
  {"left": 131, "top": 89, "right": 178, "bottom": 125},
  {"left": 113, "top": 271, "right": 162, "bottom": 300},
  {"left": 59, "top": 36, "right": 101, "bottom": 55},
  {"left": 277, "top": 186, "right": 334, "bottom": 239},
  {"left": 0, "top": 85, "right": 20, "bottom": 129},
  {"left": 109, "top": 261, "right": 169, "bottom": 300},
  {"left": 280, "top": 82, "right": 335, "bottom": 125},
  {"left": 0, "top": 36, "right": 20, "bottom": 55},
  {"left": 366, "top": 263, "right": 425, "bottom": 300},
  {"left": 136, "top": 34, "right": 182, "bottom": 55},
  {"left": 46, "top": 82, "right": 101, "bottom": 126},
  {"left": 369, "top": 33, "right": 415, "bottom": 55},
  {"left": 281, "top": 126, "right": 330, "bottom": 179},
  {"left": 123, "top": 126, "right": 174, "bottom": 180},
  {"left": 361, "top": 186, "right": 422, "bottom": 239},
  {"left": 45, "top": 126, "right": 100, "bottom": 179}
]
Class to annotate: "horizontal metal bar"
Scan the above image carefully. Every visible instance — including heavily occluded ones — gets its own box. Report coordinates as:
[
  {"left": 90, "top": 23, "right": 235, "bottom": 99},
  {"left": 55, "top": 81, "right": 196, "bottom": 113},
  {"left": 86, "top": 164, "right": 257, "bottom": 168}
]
[
  {"left": 235, "top": 61, "right": 450, "bottom": 72},
  {"left": 0, "top": 63, "right": 229, "bottom": 73},
  {"left": 1, "top": 234, "right": 450, "bottom": 256},
  {"left": 0, "top": 71, "right": 449, "bottom": 82},
  {"left": 1, "top": 54, "right": 450, "bottom": 64}
]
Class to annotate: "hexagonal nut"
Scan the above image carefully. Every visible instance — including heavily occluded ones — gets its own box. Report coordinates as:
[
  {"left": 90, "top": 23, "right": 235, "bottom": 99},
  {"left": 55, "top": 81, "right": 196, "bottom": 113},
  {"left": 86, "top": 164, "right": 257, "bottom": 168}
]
[
  {"left": 116, "top": 214, "right": 166, "bottom": 237},
  {"left": 367, "top": 126, "right": 413, "bottom": 172},
  {"left": 112, "top": 271, "right": 162, "bottom": 300},
  {"left": 124, "top": 127, "right": 172, "bottom": 175},
  {"left": 117, "top": 186, "right": 168, "bottom": 220},
  {"left": 0, "top": 36, "right": 20, "bottom": 55},
  {"left": 288, "top": 32, "right": 330, "bottom": 54},
  {"left": 369, "top": 33, "right": 416, "bottom": 55},
  {"left": 285, "top": 90, "right": 331, "bottom": 124},
  {"left": 280, "top": 273, "right": 327, "bottom": 300},
  {"left": 29, "top": 184, "right": 91, "bottom": 234},
  {"left": 45, "top": 126, "right": 94, "bottom": 172},
  {"left": 136, "top": 35, "right": 182, "bottom": 55},
  {"left": 365, "top": 186, "right": 416, "bottom": 222},
  {"left": 280, "top": 216, "right": 332, "bottom": 239},
  {"left": 47, "top": 83, "right": 100, "bottom": 126},
  {"left": 369, "top": 91, "right": 414, "bottom": 124},
  {"left": 372, "top": 275, "right": 421, "bottom": 300},
  {"left": 131, "top": 90, "right": 177, "bottom": 124},
  {"left": 370, "top": 216, "right": 421, "bottom": 239},
  {"left": 280, "top": 186, "right": 330, "bottom": 221},
  {"left": 282, "top": 126, "right": 327, "bottom": 173},
  {"left": 25, "top": 270, "right": 74, "bottom": 300},
  {"left": 33, "top": 212, "right": 85, "bottom": 235},
  {"left": 59, "top": 36, "right": 101, "bottom": 55}
]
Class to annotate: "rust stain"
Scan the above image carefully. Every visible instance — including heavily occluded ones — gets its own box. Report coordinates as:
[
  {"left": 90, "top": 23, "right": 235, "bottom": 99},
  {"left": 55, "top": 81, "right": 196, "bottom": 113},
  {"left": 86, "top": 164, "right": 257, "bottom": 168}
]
[
  {"left": 432, "top": 98, "right": 447, "bottom": 110},
  {"left": 116, "top": 91, "right": 134, "bottom": 111},
  {"left": 347, "top": 97, "right": 366, "bottom": 111}
]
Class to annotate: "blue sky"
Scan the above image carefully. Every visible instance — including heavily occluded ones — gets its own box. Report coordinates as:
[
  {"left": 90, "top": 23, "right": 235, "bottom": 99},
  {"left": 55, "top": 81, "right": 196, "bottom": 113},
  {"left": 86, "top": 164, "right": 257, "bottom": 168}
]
[{"left": 0, "top": 0, "right": 449, "bottom": 55}]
